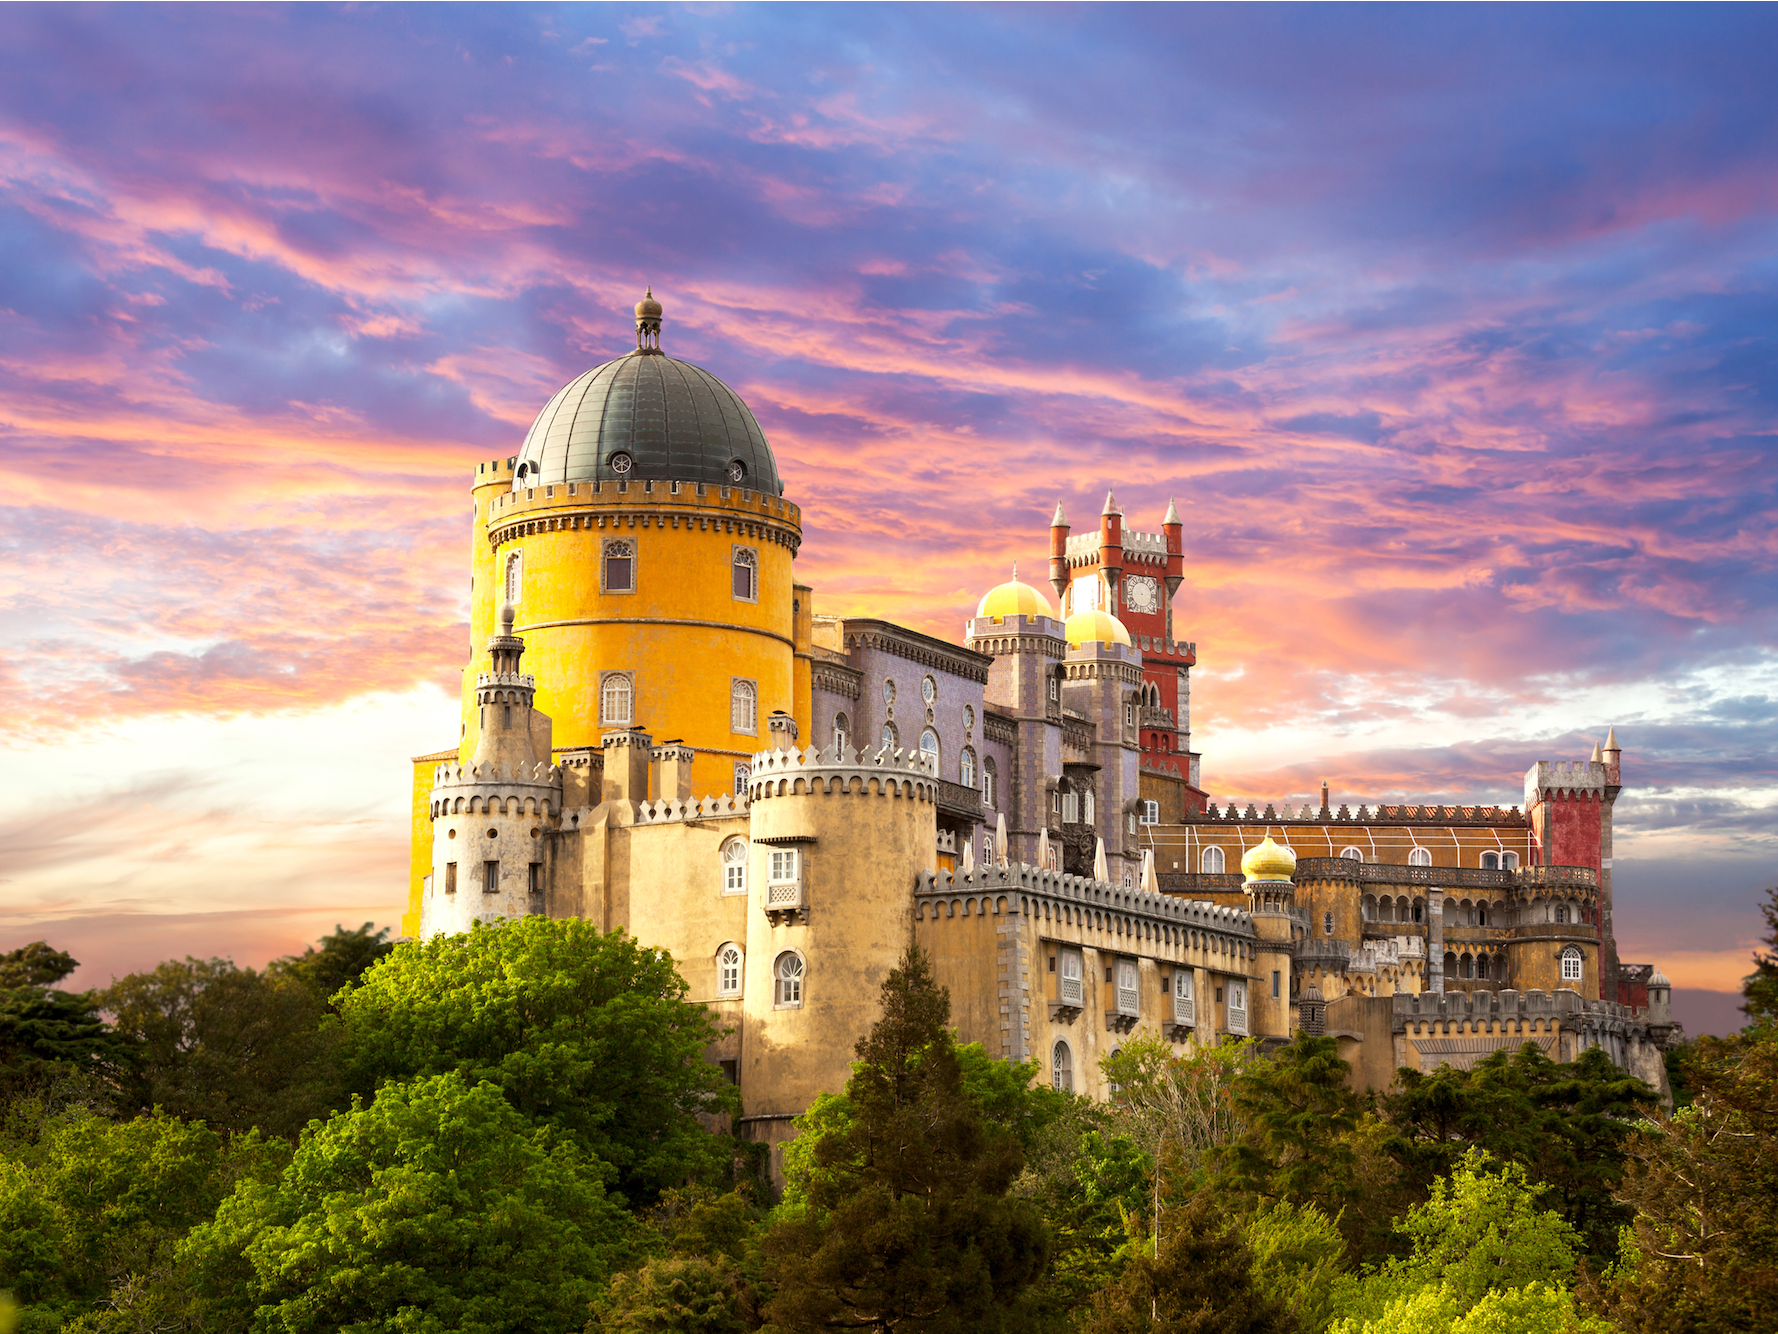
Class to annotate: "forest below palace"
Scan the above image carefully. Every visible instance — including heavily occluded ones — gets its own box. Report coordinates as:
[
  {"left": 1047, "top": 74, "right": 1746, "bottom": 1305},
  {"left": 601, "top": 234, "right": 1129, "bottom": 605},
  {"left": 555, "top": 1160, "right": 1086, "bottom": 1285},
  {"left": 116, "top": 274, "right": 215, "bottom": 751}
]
[{"left": 1, "top": 891, "right": 1776, "bottom": 1334}]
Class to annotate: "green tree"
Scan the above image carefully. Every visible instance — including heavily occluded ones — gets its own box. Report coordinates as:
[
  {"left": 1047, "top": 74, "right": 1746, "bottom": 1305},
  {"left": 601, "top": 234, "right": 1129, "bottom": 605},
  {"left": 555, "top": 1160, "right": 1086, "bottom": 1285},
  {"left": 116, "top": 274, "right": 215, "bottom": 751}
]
[
  {"left": 275, "top": 921, "right": 394, "bottom": 1000},
  {"left": 1334, "top": 1281, "right": 1615, "bottom": 1334},
  {"left": 1244, "top": 1198, "right": 1351, "bottom": 1334},
  {"left": 100, "top": 955, "right": 346, "bottom": 1139},
  {"left": 0, "top": 943, "right": 133, "bottom": 1104},
  {"left": 1596, "top": 1033, "right": 1778, "bottom": 1333},
  {"left": 1084, "top": 1190, "right": 1297, "bottom": 1334},
  {"left": 1331, "top": 1151, "right": 1584, "bottom": 1332},
  {"left": 1216, "top": 1035, "right": 1361, "bottom": 1214},
  {"left": 1382, "top": 1043, "right": 1655, "bottom": 1259},
  {"left": 762, "top": 946, "right": 1050, "bottom": 1333},
  {"left": 1019, "top": 1127, "right": 1151, "bottom": 1322},
  {"left": 182, "top": 1071, "right": 641, "bottom": 1334},
  {"left": 336, "top": 916, "right": 737, "bottom": 1205},
  {"left": 1740, "top": 885, "right": 1778, "bottom": 1031},
  {"left": 593, "top": 1258, "right": 754, "bottom": 1334},
  {"left": 0, "top": 1106, "right": 280, "bottom": 1333}
]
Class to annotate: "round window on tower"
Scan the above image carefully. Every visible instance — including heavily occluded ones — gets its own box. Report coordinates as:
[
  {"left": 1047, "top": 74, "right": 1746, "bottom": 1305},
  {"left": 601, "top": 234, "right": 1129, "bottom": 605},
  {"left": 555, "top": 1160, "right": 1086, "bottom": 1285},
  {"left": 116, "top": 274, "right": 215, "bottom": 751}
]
[
  {"left": 608, "top": 451, "right": 634, "bottom": 475},
  {"left": 921, "top": 675, "right": 936, "bottom": 705},
  {"left": 728, "top": 459, "right": 747, "bottom": 483}
]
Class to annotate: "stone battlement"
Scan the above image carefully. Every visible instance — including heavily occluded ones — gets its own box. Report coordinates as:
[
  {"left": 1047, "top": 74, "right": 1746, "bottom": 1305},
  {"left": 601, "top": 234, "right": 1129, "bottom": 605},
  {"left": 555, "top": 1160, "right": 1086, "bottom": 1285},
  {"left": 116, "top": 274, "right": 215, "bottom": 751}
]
[
  {"left": 485, "top": 476, "right": 802, "bottom": 554},
  {"left": 1064, "top": 529, "right": 1169, "bottom": 562},
  {"left": 633, "top": 793, "right": 749, "bottom": 825},
  {"left": 1525, "top": 759, "right": 1611, "bottom": 805},
  {"left": 1194, "top": 801, "right": 1526, "bottom": 825},
  {"left": 433, "top": 760, "right": 559, "bottom": 787},
  {"left": 747, "top": 742, "right": 938, "bottom": 801},
  {"left": 915, "top": 860, "right": 1256, "bottom": 937},
  {"left": 476, "top": 671, "right": 537, "bottom": 689}
]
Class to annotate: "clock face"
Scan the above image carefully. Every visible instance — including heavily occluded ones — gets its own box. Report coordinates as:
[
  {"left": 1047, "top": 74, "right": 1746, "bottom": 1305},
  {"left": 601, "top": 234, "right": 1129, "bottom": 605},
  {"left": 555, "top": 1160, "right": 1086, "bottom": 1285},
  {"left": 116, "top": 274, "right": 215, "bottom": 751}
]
[{"left": 1125, "top": 575, "right": 1160, "bottom": 614}]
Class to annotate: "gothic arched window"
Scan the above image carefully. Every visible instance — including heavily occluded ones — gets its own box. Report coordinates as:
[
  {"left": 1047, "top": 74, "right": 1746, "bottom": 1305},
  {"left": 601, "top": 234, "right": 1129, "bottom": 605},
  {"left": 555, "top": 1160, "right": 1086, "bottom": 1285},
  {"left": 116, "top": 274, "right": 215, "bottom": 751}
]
[
  {"left": 720, "top": 838, "right": 748, "bottom": 896},
  {"left": 1052, "top": 1040, "right": 1073, "bottom": 1092},
  {"left": 717, "top": 944, "right": 743, "bottom": 997},
  {"left": 732, "top": 547, "right": 758, "bottom": 601},
  {"left": 775, "top": 952, "right": 805, "bottom": 1008},
  {"left": 1409, "top": 846, "right": 1432, "bottom": 867},
  {"left": 504, "top": 550, "right": 522, "bottom": 606},
  {"left": 1201, "top": 846, "right": 1225, "bottom": 874},
  {"left": 731, "top": 679, "right": 758, "bottom": 735},
  {"left": 600, "top": 673, "right": 633, "bottom": 726}
]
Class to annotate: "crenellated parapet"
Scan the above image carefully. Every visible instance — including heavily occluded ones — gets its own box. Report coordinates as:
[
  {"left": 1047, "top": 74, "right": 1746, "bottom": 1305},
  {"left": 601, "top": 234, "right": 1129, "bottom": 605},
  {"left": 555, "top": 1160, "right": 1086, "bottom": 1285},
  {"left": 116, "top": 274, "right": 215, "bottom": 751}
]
[
  {"left": 430, "top": 759, "right": 562, "bottom": 819},
  {"left": 634, "top": 793, "right": 750, "bottom": 825},
  {"left": 748, "top": 742, "right": 938, "bottom": 802},
  {"left": 914, "top": 860, "right": 1256, "bottom": 945}
]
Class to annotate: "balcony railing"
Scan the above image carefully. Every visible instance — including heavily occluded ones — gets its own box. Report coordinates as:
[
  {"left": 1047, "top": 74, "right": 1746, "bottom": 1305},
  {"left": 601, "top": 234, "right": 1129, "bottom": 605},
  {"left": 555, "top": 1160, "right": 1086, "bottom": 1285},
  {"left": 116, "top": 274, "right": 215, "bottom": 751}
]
[
  {"left": 1058, "top": 974, "right": 1083, "bottom": 1006},
  {"left": 763, "top": 879, "right": 806, "bottom": 925},
  {"left": 1295, "top": 859, "right": 1596, "bottom": 890},
  {"left": 1227, "top": 999, "right": 1247, "bottom": 1035},
  {"left": 1117, "top": 985, "right": 1140, "bottom": 1016},
  {"left": 1172, "top": 990, "right": 1195, "bottom": 1026},
  {"left": 934, "top": 777, "right": 985, "bottom": 823}
]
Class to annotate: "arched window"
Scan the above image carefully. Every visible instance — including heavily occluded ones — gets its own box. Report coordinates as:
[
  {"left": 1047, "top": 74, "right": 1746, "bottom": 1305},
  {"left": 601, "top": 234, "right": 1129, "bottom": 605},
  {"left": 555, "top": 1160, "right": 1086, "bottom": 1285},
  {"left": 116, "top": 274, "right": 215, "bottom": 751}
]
[
  {"left": 1560, "top": 947, "right": 1583, "bottom": 982},
  {"left": 961, "top": 747, "right": 976, "bottom": 788},
  {"left": 919, "top": 728, "right": 940, "bottom": 774},
  {"left": 1409, "top": 847, "right": 1432, "bottom": 867},
  {"left": 1501, "top": 852, "right": 1519, "bottom": 870},
  {"left": 1481, "top": 851, "right": 1500, "bottom": 870},
  {"left": 732, "top": 763, "right": 751, "bottom": 796},
  {"left": 1083, "top": 790, "right": 1095, "bottom": 824},
  {"left": 832, "top": 712, "right": 850, "bottom": 755},
  {"left": 601, "top": 673, "right": 633, "bottom": 726},
  {"left": 603, "top": 539, "right": 634, "bottom": 593},
  {"left": 1340, "top": 846, "right": 1365, "bottom": 861},
  {"left": 504, "top": 550, "right": 522, "bottom": 605},
  {"left": 717, "top": 944, "right": 743, "bottom": 997},
  {"left": 1124, "top": 700, "right": 1135, "bottom": 728},
  {"left": 1052, "top": 1040, "right": 1073, "bottom": 1093},
  {"left": 1476, "top": 904, "right": 1488, "bottom": 927},
  {"left": 982, "top": 757, "right": 997, "bottom": 809},
  {"left": 1201, "top": 846, "right": 1225, "bottom": 874},
  {"left": 775, "top": 952, "right": 805, "bottom": 1008},
  {"left": 1460, "top": 953, "right": 1474, "bottom": 979},
  {"left": 880, "top": 722, "right": 897, "bottom": 750},
  {"left": 1362, "top": 894, "right": 1377, "bottom": 921},
  {"left": 1555, "top": 905, "right": 1568, "bottom": 925},
  {"left": 1444, "top": 951, "right": 1457, "bottom": 977},
  {"left": 731, "top": 547, "right": 758, "bottom": 601},
  {"left": 731, "top": 679, "right": 758, "bottom": 734},
  {"left": 721, "top": 838, "right": 748, "bottom": 895},
  {"left": 1476, "top": 953, "right": 1490, "bottom": 981}
]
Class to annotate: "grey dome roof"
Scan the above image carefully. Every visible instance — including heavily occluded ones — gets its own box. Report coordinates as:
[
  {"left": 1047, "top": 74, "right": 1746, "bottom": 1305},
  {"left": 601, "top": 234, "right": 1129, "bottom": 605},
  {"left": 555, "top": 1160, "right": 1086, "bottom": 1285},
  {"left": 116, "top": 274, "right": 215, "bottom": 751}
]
[{"left": 513, "top": 351, "right": 781, "bottom": 494}]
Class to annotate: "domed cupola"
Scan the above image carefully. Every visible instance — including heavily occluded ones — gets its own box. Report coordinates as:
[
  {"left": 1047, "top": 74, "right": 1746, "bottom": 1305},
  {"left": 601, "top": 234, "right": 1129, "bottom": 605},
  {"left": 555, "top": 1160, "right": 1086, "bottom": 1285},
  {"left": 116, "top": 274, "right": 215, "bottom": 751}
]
[
  {"left": 1241, "top": 836, "right": 1297, "bottom": 882},
  {"left": 512, "top": 290, "right": 783, "bottom": 495},
  {"left": 1063, "top": 608, "right": 1133, "bottom": 649},
  {"left": 976, "top": 565, "right": 1055, "bottom": 620}
]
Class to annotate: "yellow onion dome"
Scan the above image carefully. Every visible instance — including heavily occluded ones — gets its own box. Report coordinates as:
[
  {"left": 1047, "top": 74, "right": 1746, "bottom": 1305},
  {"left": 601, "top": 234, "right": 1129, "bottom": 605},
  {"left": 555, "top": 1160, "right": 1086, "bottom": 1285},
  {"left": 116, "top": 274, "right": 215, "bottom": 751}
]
[
  {"left": 1241, "top": 836, "right": 1297, "bottom": 882},
  {"left": 976, "top": 576, "right": 1054, "bottom": 620},
  {"left": 1064, "top": 608, "right": 1133, "bottom": 649}
]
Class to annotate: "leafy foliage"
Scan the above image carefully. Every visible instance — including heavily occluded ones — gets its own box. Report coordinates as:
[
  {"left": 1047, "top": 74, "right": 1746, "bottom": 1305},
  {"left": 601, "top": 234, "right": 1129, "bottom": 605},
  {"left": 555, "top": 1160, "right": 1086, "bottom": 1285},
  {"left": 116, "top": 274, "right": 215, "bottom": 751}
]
[
  {"left": 183, "top": 1071, "right": 642, "bottom": 1334},
  {"left": 1742, "top": 885, "right": 1778, "bottom": 1031},
  {"left": 0, "top": 944, "right": 132, "bottom": 1105},
  {"left": 1084, "top": 1190, "right": 1297, "bottom": 1334},
  {"left": 1216, "top": 1035, "right": 1362, "bottom": 1214},
  {"left": 762, "top": 946, "right": 1050, "bottom": 1333},
  {"left": 1596, "top": 1033, "right": 1778, "bottom": 1333},
  {"left": 336, "top": 916, "right": 737, "bottom": 1204},
  {"left": 1244, "top": 1198, "right": 1350, "bottom": 1333}
]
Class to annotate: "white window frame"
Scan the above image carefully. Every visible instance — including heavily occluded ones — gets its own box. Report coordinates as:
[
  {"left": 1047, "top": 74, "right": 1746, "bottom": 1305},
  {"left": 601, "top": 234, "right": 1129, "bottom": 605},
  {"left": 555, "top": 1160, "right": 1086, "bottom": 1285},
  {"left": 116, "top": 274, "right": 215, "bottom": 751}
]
[
  {"left": 880, "top": 722, "right": 897, "bottom": 750},
  {"left": 1501, "top": 852, "right": 1519, "bottom": 870},
  {"left": 1172, "top": 970, "right": 1194, "bottom": 1026},
  {"left": 1141, "top": 800, "right": 1159, "bottom": 825},
  {"left": 717, "top": 944, "right": 743, "bottom": 997},
  {"left": 733, "top": 763, "right": 751, "bottom": 796},
  {"left": 883, "top": 678, "right": 895, "bottom": 705},
  {"left": 600, "top": 672, "right": 634, "bottom": 726},
  {"left": 1062, "top": 792, "right": 1079, "bottom": 824},
  {"left": 1058, "top": 949, "right": 1083, "bottom": 1005},
  {"left": 1340, "top": 846, "right": 1365, "bottom": 862},
  {"left": 981, "top": 757, "right": 996, "bottom": 808},
  {"left": 1481, "top": 851, "right": 1500, "bottom": 869},
  {"left": 983, "top": 833, "right": 995, "bottom": 865},
  {"left": 1052, "top": 1039, "right": 1073, "bottom": 1092},
  {"left": 1201, "top": 845, "right": 1225, "bottom": 874},
  {"left": 720, "top": 837, "right": 748, "bottom": 896},
  {"left": 1227, "top": 980, "right": 1248, "bottom": 1035},
  {"left": 731, "top": 545, "right": 759, "bottom": 602},
  {"left": 1560, "top": 947, "right": 1583, "bottom": 982},
  {"left": 1409, "top": 846, "right": 1433, "bottom": 867},
  {"left": 918, "top": 728, "right": 940, "bottom": 775},
  {"left": 1083, "top": 790, "right": 1095, "bottom": 825},
  {"left": 602, "top": 539, "right": 635, "bottom": 594},
  {"left": 774, "top": 951, "right": 805, "bottom": 1008},
  {"left": 731, "top": 678, "right": 758, "bottom": 735},
  {"left": 921, "top": 674, "right": 936, "bottom": 705},
  {"left": 503, "top": 549, "right": 522, "bottom": 606},
  {"left": 1116, "top": 959, "right": 1139, "bottom": 1016},
  {"left": 960, "top": 747, "right": 976, "bottom": 789},
  {"left": 832, "top": 712, "right": 849, "bottom": 755}
]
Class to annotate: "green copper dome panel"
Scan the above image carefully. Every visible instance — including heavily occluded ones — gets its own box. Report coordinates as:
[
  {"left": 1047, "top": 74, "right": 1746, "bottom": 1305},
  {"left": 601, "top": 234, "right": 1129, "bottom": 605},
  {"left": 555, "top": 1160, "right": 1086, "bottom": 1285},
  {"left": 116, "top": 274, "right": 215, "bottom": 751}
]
[{"left": 513, "top": 351, "right": 781, "bottom": 494}]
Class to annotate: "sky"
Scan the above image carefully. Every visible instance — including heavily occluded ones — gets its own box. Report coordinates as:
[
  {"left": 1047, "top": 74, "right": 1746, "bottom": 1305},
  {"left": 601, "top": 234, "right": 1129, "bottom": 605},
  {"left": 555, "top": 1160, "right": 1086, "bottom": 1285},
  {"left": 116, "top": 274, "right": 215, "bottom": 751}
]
[{"left": 0, "top": 4, "right": 1773, "bottom": 1035}]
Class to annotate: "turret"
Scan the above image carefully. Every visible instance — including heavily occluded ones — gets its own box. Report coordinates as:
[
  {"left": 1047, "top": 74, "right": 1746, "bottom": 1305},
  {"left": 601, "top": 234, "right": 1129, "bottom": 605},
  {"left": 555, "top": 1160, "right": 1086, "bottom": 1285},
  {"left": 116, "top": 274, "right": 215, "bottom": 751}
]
[
  {"left": 1099, "top": 489, "right": 1124, "bottom": 605},
  {"left": 471, "top": 604, "right": 552, "bottom": 770},
  {"left": 1162, "top": 496, "right": 1183, "bottom": 596},
  {"left": 1240, "top": 837, "right": 1296, "bottom": 1040},
  {"left": 1049, "top": 501, "right": 1071, "bottom": 602},
  {"left": 635, "top": 286, "right": 662, "bottom": 353},
  {"left": 1647, "top": 967, "right": 1672, "bottom": 1026},
  {"left": 1602, "top": 726, "right": 1621, "bottom": 783}
]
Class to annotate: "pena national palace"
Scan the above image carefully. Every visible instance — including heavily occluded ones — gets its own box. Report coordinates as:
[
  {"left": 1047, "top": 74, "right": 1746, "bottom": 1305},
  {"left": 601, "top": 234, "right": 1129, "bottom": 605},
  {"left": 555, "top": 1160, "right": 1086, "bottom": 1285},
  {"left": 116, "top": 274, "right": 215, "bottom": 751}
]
[{"left": 405, "top": 292, "right": 1682, "bottom": 1172}]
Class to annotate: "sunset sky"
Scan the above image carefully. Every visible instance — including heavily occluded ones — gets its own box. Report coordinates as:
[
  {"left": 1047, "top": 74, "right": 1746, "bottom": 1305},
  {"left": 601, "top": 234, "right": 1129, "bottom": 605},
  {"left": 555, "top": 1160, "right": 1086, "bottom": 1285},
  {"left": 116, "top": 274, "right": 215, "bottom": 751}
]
[{"left": 1, "top": 5, "right": 1773, "bottom": 1034}]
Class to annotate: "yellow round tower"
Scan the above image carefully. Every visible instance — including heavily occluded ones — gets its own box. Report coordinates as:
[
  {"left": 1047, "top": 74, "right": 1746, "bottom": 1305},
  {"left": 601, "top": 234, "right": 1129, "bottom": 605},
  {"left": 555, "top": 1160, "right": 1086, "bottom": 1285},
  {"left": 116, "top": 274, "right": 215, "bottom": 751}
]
[{"left": 460, "top": 292, "right": 805, "bottom": 802}]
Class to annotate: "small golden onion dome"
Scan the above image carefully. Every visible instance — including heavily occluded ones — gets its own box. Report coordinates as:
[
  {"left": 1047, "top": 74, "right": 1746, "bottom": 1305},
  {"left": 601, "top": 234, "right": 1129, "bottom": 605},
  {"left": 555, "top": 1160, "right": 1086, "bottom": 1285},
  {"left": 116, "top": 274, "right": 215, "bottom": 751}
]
[
  {"left": 1241, "top": 836, "right": 1297, "bottom": 882},
  {"left": 977, "top": 576, "right": 1053, "bottom": 620},
  {"left": 1064, "top": 608, "right": 1133, "bottom": 648},
  {"left": 635, "top": 285, "right": 662, "bottom": 318}
]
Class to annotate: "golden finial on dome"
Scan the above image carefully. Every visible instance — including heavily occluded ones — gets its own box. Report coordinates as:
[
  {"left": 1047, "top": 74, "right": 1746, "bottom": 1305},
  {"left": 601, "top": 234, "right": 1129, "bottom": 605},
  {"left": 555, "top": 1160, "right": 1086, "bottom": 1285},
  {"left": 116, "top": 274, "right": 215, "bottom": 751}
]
[{"left": 1241, "top": 836, "right": 1297, "bottom": 882}]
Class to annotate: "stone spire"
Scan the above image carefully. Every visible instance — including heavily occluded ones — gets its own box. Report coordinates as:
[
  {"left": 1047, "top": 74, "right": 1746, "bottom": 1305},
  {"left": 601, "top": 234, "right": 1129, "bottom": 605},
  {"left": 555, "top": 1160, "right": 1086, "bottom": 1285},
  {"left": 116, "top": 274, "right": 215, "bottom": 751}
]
[{"left": 1163, "top": 496, "right": 1180, "bottom": 525}]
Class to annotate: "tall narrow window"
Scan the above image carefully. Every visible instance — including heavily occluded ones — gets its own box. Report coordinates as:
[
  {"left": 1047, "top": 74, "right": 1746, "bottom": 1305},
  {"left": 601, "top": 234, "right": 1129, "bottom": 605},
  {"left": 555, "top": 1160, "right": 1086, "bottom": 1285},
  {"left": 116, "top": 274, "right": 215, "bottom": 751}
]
[
  {"left": 733, "top": 763, "right": 751, "bottom": 796},
  {"left": 880, "top": 723, "right": 897, "bottom": 750},
  {"left": 832, "top": 712, "right": 850, "bottom": 755},
  {"left": 1052, "top": 1040, "right": 1073, "bottom": 1092},
  {"left": 717, "top": 945, "right": 742, "bottom": 997},
  {"left": 1142, "top": 800, "right": 1159, "bottom": 824},
  {"left": 1409, "top": 847, "right": 1432, "bottom": 867},
  {"left": 504, "top": 550, "right": 522, "bottom": 605},
  {"left": 444, "top": 862, "right": 457, "bottom": 893},
  {"left": 603, "top": 540, "right": 634, "bottom": 593},
  {"left": 775, "top": 952, "right": 805, "bottom": 1007},
  {"left": 483, "top": 860, "right": 499, "bottom": 893},
  {"left": 731, "top": 679, "right": 758, "bottom": 734},
  {"left": 721, "top": 837, "right": 748, "bottom": 895},
  {"left": 983, "top": 833, "right": 995, "bottom": 865},
  {"left": 1561, "top": 947, "right": 1583, "bottom": 982},
  {"left": 1501, "top": 852, "right": 1520, "bottom": 870},
  {"left": 1201, "top": 846, "right": 1225, "bottom": 874},
  {"left": 1062, "top": 792, "right": 1079, "bottom": 824},
  {"left": 1083, "top": 790, "right": 1095, "bottom": 825},
  {"left": 528, "top": 862, "right": 542, "bottom": 897},
  {"left": 732, "top": 547, "right": 758, "bottom": 601},
  {"left": 961, "top": 748, "right": 976, "bottom": 789},
  {"left": 982, "top": 757, "right": 997, "bottom": 808},
  {"left": 600, "top": 673, "right": 633, "bottom": 726},
  {"left": 919, "top": 729, "right": 940, "bottom": 774}
]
